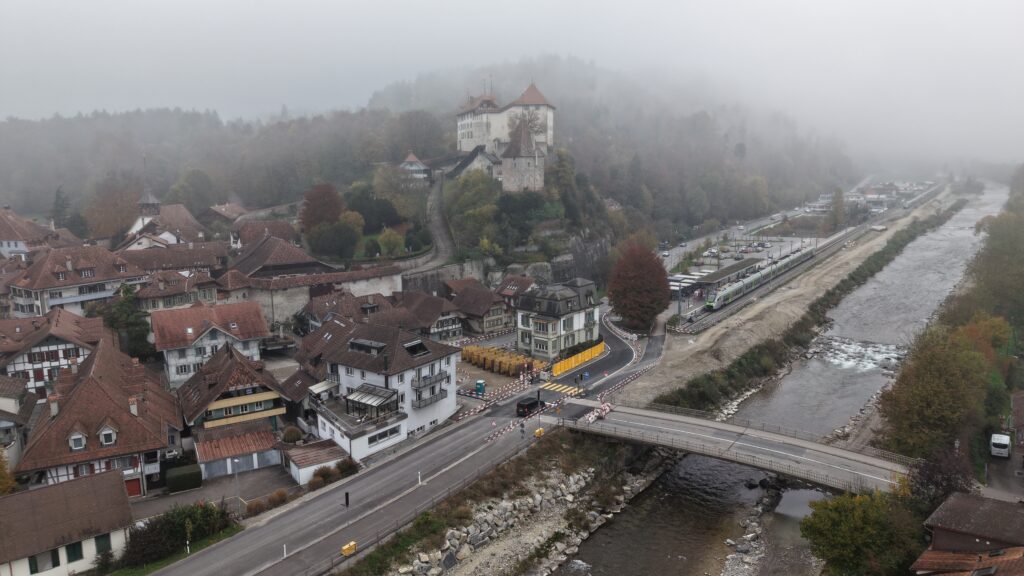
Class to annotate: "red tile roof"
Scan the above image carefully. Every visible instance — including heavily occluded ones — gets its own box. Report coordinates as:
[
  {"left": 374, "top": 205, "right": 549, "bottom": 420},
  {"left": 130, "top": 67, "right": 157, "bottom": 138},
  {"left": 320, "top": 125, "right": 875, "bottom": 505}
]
[
  {"left": 926, "top": 492, "right": 1024, "bottom": 547},
  {"left": 0, "top": 208, "right": 56, "bottom": 245},
  {"left": 0, "top": 471, "right": 132, "bottom": 565},
  {"left": 230, "top": 235, "right": 329, "bottom": 277},
  {"left": 215, "top": 269, "right": 251, "bottom": 290},
  {"left": 177, "top": 345, "right": 298, "bottom": 424},
  {"left": 16, "top": 340, "right": 181, "bottom": 473},
  {"left": 911, "top": 547, "right": 1024, "bottom": 575},
  {"left": 194, "top": 420, "right": 277, "bottom": 463},
  {"left": 232, "top": 220, "right": 297, "bottom": 247},
  {"left": 136, "top": 270, "right": 216, "bottom": 299},
  {"left": 389, "top": 291, "right": 458, "bottom": 329},
  {"left": 320, "top": 323, "right": 458, "bottom": 376},
  {"left": 282, "top": 439, "right": 347, "bottom": 468},
  {"left": 302, "top": 291, "right": 393, "bottom": 323},
  {"left": 152, "top": 204, "right": 206, "bottom": 241},
  {"left": 295, "top": 319, "right": 357, "bottom": 379},
  {"left": 13, "top": 245, "right": 144, "bottom": 291},
  {"left": 209, "top": 203, "right": 248, "bottom": 221},
  {"left": 0, "top": 308, "right": 110, "bottom": 367},
  {"left": 507, "top": 83, "right": 555, "bottom": 108},
  {"left": 496, "top": 275, "right": 535, "bottom": 298},
  {"left": 119, "top": 241, "right": 229, "bottom": 273},
  {"left": 150, "top": 301, "right": 269, "bottom": 351},
  {"left": 451, "top": 284, "right": 502, "bottom": 318}
]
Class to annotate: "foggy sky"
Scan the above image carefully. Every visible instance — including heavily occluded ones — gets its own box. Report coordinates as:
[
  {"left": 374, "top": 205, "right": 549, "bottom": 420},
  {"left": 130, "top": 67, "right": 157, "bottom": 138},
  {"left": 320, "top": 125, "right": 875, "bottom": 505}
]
[{"left": 2, "top": 0, "right": 1022, "bottom": 164}]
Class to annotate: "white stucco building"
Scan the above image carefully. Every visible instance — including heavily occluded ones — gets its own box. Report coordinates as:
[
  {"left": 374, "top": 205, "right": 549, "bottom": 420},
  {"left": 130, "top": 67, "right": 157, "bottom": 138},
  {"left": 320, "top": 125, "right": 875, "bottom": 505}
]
[
  {"left": 308, "top": 323, "right": 459, "bottom": 462},
  {"left": 515, "top": 278, "right": 601, "bottom": 361},
  {"left": 456, "top": 83, "right": 555, "bottom": 155}
]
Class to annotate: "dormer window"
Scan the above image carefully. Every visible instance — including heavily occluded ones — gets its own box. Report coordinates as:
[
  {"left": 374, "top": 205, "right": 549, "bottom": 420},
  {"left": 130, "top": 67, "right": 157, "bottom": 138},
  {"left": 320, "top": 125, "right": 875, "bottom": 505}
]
[
  {"left": 186, "top": 327, "right": 194, "bottom": 336},
  {"left": 69, "top": 434, "right": 85, "bottom": 451},
  {"left": 79, "top": 268, "right": 95, "bottom": 278},
  {"left": 100, "top": 429, "right": 116, "bottom": 446},
  {"left": 56, "top": 271, "right": 66, "bottom": 281},
  {"left": 116, "top": 264, "right": 127, "bottom": 273},
  {"left": 229, "top": 322, "right": 238, "bottom": 330}
]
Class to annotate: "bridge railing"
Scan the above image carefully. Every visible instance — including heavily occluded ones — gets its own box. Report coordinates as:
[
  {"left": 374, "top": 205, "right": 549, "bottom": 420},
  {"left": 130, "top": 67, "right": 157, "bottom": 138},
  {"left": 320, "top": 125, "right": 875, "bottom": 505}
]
[
  {"left": 562, "top": 418, "right": 883, "bottom": 494},
  {"left": 612, "top": 400, "right": 921, "bottom": 469}
]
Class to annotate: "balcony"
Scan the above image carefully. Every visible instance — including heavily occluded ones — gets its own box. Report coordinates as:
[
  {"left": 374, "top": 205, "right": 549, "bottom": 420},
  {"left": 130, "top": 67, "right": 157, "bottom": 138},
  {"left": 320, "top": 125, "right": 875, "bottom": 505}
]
[
  {"left": 411, "top": 372, "right": 447, "bottom": 389},
  {"left": 310, "top": 386, "right": 407, "bottom": 439},
  {"left": 412, "top": 388, "right": 448, "bottom": 409}
]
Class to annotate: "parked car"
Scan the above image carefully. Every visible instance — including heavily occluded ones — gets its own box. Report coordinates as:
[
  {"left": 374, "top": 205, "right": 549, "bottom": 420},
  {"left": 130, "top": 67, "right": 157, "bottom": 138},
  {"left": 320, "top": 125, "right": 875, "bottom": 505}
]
[{"left": 661, "top": 251, "right": 670, "bottom": 257}]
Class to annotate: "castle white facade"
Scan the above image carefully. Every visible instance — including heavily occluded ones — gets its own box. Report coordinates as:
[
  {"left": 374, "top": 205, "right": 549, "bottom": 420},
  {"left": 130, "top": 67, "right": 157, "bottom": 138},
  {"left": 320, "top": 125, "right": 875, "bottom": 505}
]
[{"left": 456, "top": 83, "right": 555, "bottom": 156}]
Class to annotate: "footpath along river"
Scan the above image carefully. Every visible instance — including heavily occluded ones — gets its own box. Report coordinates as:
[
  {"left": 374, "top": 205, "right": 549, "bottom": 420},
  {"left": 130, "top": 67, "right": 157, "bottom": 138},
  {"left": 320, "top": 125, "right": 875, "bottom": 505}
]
[{"left": 555, "top": 183, "right": 1009, "bottom": 576}]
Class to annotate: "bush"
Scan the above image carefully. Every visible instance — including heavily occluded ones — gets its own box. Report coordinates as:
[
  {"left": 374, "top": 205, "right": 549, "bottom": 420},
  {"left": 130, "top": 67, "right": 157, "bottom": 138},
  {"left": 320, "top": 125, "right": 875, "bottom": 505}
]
[
  {"left": 245, "top": 500, "right": 267, "bottom": 517},
  {"left": 268, "top": 489, "right": 289, "bottom": 508},
  {"left": 93, "top": 550, "right": 115, "bottom": 575},
  {"left": 121, "top": 502, "right": 234, "bottom": 567},
  {"left": 308, "top": 476, "right": 325, "bottom": 491},
  {"left": 166, "top": 464, "right": 202, "bottom": 493},
  {"left": 307, "top": 221, "right": 359, "bottom": 259},
  {"left": 363, "top": 238, "right": 381, "bottom": 258},
  {"left": 282, "top": 426, "right": 302, "bottom": 443},
  {"left": 335, "top": 457, "right": 359, "bottom": 479},
  {"left": 313, "top": 465, "right": 336, "bottom": 483}
]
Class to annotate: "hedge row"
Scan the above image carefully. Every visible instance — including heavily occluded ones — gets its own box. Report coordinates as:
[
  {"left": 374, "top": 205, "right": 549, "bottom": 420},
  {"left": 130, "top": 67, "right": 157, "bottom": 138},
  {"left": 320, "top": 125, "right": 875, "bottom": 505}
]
[
  {"left": 166, "top": 464, "right": 202, "bottom": 493},
  {"left": 655, "top": 199, "right": 968, "bottom": 411}
]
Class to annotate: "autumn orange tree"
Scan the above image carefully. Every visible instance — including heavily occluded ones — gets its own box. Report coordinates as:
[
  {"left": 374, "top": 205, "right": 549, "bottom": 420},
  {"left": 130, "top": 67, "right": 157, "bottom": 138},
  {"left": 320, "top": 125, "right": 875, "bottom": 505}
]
[
  {"left": 300, "top": 183, "right": 343, "bottom": 232},
  {"left": 607, "top": 240, "right": 670, "bottom": 330},
  {"left": 84, "top": 170, "right": 142, "bottom": 238}
]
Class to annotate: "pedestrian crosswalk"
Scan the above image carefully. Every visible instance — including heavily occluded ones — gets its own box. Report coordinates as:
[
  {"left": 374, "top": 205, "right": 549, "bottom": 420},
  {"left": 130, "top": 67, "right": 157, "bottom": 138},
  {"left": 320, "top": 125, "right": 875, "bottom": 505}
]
[{"left": 540, "top": 382, "right": 584, "bottom": 396}]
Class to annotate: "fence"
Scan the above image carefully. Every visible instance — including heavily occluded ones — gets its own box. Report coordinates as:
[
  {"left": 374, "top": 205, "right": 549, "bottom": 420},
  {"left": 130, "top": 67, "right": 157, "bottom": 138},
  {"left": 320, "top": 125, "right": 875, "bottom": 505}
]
[
  {"left": 551, "top": 341, "right": 606, "bottom": 377},
  {"left": 296, "top": 439, "right": 534, "bottom": 576},
  {"left": 612, "top": 399, "right": 920, "bottom": 468},
  {"left": 562, "top": 418, "right": 881, "bottom": 494}
]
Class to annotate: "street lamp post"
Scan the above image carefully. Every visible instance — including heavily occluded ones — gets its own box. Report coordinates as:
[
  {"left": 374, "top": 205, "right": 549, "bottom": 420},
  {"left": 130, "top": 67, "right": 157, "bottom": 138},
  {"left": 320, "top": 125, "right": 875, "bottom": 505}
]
[{"left": 232, "top": 458, "right": 241, "bottom": 517}]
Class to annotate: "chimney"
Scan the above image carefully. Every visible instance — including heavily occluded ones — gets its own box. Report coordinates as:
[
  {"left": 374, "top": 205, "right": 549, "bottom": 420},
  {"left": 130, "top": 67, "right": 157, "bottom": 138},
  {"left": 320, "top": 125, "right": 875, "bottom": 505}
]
[
  {"left": 128, "top": 395, "right": 138, "bottom": 416},
  {"left": 158, "top": 280, "right": 165, "bottom": 291},
  {"left": 48, "top": 393, "right": 59, "bottom": 418},
  {"left": 65, "top": 258, "right": 73, "bottom": 271},
  {"left": 188, "top": 242, "right": 194, "bottom": 250},
  {"left": 69, "top": 356, "right": 78, "bottom": 374}
]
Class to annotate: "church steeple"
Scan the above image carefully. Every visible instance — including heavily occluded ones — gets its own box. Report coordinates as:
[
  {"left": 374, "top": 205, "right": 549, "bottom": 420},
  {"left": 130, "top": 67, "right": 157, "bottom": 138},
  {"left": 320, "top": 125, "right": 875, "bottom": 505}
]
[{"left": 137, "top": 191, "right": 161, "bottom": 217}]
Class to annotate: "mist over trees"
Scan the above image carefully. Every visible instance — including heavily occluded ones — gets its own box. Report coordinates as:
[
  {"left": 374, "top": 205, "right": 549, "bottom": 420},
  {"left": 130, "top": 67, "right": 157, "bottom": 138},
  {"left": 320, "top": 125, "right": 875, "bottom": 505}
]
[{"left": 0, "top": 56, "right": 855, "bottom": 244}]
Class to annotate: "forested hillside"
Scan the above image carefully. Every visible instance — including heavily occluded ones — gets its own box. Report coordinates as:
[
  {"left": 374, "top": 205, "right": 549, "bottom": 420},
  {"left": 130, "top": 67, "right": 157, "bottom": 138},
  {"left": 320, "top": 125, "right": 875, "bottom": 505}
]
[{"left": 0, "top": 56, "right": 855, "bottom": 242}]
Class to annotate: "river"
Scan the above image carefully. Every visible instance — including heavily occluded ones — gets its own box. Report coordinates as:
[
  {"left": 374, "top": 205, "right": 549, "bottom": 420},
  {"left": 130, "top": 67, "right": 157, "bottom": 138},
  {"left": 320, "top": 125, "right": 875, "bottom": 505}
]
[{"left": 555, "top": 184, "right": 1009, "bottom": 576}]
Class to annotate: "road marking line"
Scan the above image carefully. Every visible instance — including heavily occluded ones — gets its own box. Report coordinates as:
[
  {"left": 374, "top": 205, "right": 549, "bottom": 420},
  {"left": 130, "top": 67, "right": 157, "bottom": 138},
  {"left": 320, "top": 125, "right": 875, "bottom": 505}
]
[{"left": 604, "top": 417, "right": 895, "bottom": 485}]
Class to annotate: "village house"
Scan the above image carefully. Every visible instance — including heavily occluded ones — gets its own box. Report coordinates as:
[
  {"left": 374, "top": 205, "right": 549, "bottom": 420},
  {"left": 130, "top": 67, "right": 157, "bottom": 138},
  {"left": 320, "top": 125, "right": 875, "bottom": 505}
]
[
  {"left": 911, "top": 492, "right": 1024, "bottom": 574},
  {"left": 496, "top": 274, "right": 535, "bottom": 312},
  {"left": 177, "top": 345, "right": 306, "bottom": 479},
  {"left": 0, "top": 308, "right": 109, "bottom": 392},
  {"left": 15, "top": 340, "right": 182, "bottom": 497},
  {"left": 0, "top": 376, "right": 37, "bottom": 469},
  {"left": 229, "top": 219, "right": 297, "bottom": 251},
  {"left": 0, "top": 471, "right": 132, "bottom": 576},
  {"left": 207, "top": 202, "right": 248, "bottom": 226},
  {"left": 309, "top": 323, "right": 459, "bottom": 461},
  {"left": 443, "top": 278, "right": 508, "bottom": 335},
  {"left": 281, "top": 439, "right": 349, "bottom": 485},
  {"left": 515, "top": 277, "right": 600, "bottom": 361},
  {"left": 0, "top": 206, "right": 79, "bottom": 261},
  {"left": 118, "top": 241, "right": 229, "bottom": 275},
  {"left": 136, "top": 270, "right": 218, "bottom": 312},
  {"left": 301, "top": 290, "right": 393, "bottom": 331},
  {"left": 398, "top": 152, "right": 431, "bottom": 185},
  {"left": 150, "top": 301, "right": 270, "bottom": 387},
  {"left": 388, "top": 291, "right": 463, "bottom": 341},
  {"left": 121, "top": 193, "right": 207, "bottom": 249},
  {"left": 8, "top": 246, "right": 146, "bottom": 318},
  {"left": 0, "top": 257, "right": 29, "bottom": 319}
]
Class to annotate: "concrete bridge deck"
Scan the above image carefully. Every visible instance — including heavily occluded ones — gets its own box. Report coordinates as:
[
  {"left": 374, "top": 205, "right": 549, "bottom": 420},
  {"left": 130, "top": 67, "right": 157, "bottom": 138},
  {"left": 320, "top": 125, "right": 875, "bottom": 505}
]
[{"left": 559, "top": 399, "right": 911, "bottom": 493}]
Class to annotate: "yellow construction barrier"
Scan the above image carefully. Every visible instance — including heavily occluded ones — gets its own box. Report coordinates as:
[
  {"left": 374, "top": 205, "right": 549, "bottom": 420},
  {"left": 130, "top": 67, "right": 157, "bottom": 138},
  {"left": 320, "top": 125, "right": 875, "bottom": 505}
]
[
  {"left": 551, "top": 341, "right": 606, "bottom": 377},
  {"left": 342, "top": 541, "right": 357, "bottom": 556},
  {"left": 461, "top": 345, "right": 537, "bottom": 376}
]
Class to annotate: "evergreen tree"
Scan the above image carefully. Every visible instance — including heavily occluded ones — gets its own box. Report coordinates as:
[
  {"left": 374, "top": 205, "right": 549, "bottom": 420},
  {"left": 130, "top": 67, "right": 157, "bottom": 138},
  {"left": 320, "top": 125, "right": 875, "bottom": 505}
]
[{"left": 50, "top": 186, "right": 69, "bottom": 228}]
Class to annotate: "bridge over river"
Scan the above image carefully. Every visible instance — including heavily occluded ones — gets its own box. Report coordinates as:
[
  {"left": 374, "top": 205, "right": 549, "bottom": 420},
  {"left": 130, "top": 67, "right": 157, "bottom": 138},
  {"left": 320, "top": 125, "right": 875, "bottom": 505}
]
[{"left": 558, "top": 399, "right": 917, "bottom": 493}]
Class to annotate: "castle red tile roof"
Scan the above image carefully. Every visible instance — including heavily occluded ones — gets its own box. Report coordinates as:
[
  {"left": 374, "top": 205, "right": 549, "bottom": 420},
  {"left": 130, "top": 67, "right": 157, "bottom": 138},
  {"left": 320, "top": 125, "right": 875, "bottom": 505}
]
[
  {"left": 13, "top": 245, "right": 144, "bottom": 291},
  {"left": 150, "top": 301, "right": 269, "bottom": 351},
  {"left": 507, "top": 83, "right": 555, "bottom": 108},
  {"left": 193, "top": 420, "right": 277, "bottom": 463},
  {"left": 0, "top": 471, "right": 133, "bottom": 565},
  {"left": 0, "top": 308, "right": 109, "bottom": 368},
  {"left": 16, "top": 340, "right": 181, "bottom": 473}
]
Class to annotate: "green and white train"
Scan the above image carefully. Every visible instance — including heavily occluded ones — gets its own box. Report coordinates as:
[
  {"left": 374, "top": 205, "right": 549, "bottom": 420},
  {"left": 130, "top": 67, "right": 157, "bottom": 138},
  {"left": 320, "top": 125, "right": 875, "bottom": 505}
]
[{"left": 704, "top": 249, "right": 815, "bottom": 310}]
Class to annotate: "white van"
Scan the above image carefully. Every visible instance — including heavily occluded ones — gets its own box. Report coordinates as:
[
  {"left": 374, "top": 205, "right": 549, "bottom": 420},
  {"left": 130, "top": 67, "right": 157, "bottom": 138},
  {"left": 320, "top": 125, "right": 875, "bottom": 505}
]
[{"left": 990, "top": 433, "right": 1011, "bottom": 458}]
